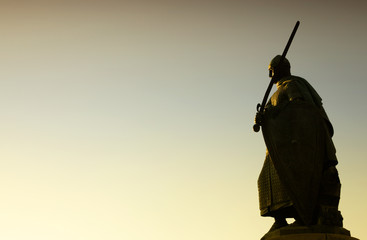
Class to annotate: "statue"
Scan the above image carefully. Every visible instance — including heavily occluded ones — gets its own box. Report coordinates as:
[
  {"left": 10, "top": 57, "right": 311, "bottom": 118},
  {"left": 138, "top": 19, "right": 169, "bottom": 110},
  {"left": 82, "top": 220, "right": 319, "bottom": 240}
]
[{"left": 254, "top": 55, "right": 343, "bottom": 233}]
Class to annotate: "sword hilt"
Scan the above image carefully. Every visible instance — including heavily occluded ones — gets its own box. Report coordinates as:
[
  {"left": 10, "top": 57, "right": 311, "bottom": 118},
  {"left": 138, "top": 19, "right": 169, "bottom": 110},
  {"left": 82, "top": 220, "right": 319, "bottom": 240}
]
[
  {"left": 253, "top": 103, "right": 262, "bottom": 132},
  {"left": 253, "top": 123, "right": 260, "bottom": 132}
]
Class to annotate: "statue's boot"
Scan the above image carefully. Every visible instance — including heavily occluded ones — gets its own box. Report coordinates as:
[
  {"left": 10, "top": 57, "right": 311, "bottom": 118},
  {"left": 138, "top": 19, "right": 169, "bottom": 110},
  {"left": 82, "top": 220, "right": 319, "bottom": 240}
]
[{"left": 268, "top": 218, "right": 288, "bottom": 232}]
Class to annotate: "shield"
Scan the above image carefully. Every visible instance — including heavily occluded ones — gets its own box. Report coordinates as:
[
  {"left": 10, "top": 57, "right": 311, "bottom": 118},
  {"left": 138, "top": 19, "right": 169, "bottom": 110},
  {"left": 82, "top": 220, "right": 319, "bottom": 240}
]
[{"left": 262, "top": 101, "right": 326, "bottom": 225}]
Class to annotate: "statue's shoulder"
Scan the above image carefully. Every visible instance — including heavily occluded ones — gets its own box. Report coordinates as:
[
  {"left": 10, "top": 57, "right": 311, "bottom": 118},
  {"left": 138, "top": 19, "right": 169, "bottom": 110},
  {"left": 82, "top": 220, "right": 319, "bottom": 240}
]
[
  {"left": 290, "top": 76, "right": 313, "bottom": 87},
  {"left": 286, "top": 75, "right": 307, "bottom": 83},
  {"left": 277, "top": 76, "right": 301, "bottom": 89},
  {"left": 280, "top": 76, "right": 310, "bottom": 90}
]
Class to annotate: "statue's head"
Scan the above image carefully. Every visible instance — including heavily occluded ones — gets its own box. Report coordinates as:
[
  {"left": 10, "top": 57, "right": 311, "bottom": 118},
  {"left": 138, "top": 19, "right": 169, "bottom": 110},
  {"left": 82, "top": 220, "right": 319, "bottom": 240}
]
[{"left": 268, "top": 55, "right": 291, "bottom": 82}]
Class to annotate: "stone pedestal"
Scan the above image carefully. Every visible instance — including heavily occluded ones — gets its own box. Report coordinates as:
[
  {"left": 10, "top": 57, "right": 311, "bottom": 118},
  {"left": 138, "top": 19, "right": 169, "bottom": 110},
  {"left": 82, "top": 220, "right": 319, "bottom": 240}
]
[
  {"left": 263, "top": 233, "right": 358, "bottom": 240},
  {"left": 261, "top": 225, "right": 359, "bottom": 240}
]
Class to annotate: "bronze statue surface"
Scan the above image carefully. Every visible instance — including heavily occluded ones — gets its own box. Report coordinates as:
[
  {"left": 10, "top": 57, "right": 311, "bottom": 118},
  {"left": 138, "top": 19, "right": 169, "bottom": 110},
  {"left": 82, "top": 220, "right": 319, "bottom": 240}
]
[{"left": 255, "top": 55, "right": 343, "bottom": 233}]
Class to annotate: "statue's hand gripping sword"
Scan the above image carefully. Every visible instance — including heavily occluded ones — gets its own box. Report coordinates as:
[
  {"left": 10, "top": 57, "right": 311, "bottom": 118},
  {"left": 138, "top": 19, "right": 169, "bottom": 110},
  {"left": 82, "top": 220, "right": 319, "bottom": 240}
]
[{"left": 253, "top": 21, "right": 300, "bottom": 132}]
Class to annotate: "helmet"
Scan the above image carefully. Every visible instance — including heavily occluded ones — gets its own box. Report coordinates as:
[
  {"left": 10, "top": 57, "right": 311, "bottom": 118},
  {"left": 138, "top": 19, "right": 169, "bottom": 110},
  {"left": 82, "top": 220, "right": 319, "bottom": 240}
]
[{"left": 268, "top": 55, "right": 291, "bottom": 78}]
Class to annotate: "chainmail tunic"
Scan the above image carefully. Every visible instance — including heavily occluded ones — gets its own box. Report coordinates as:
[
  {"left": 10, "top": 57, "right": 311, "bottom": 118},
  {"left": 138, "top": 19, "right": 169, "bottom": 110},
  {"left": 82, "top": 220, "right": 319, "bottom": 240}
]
[{"left": 258, "top": 151, "right": 292, "bottom": 216}]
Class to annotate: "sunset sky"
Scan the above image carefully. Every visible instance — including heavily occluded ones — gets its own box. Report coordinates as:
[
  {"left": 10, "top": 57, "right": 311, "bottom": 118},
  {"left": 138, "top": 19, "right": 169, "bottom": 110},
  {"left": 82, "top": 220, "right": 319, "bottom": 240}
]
[{"left": 0, "top": 1, "right": 366, "bottom": 239}]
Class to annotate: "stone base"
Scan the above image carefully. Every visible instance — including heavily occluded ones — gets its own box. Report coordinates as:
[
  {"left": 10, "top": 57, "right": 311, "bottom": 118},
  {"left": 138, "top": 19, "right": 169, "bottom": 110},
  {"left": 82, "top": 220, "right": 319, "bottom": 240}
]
[
  {"left": 261, "top": 225, "right": 358, "bottom": 240},
  {"left": 262, "top": 233, "right": 358, "bottom": 240}
]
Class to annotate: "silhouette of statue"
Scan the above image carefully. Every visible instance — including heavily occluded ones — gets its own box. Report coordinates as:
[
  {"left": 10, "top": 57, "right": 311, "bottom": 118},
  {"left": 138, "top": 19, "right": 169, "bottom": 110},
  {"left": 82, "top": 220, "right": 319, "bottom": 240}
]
[{"left": 255, "top": 55, "right": 343, "bottom": 233}]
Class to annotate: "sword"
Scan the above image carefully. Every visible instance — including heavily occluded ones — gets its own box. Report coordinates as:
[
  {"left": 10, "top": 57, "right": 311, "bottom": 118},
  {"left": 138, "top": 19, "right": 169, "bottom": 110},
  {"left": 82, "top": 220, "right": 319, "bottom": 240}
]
[{"left": 253, "top": 21, "right": 300, "bottom": 132}]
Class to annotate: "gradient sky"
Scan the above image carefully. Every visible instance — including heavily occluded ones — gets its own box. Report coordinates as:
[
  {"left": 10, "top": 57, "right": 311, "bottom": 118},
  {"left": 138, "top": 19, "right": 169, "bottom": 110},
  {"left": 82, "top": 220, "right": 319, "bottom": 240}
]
[{"left": 0, "top": 1, "right": 366, "bottom": 239}]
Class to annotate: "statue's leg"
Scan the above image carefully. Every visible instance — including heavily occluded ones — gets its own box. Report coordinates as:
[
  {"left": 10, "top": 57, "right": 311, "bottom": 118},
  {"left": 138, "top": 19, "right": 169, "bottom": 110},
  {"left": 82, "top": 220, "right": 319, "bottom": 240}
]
[
  {"left": 267, "top": 207, "right": 296, "bottom": 232},
  {"left": 268, "top": 216, "right": 288, "bottom": 232}
]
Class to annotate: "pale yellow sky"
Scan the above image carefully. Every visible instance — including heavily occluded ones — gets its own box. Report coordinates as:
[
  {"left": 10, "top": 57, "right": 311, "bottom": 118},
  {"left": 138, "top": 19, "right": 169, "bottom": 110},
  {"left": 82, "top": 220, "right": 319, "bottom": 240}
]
[{"left": 0, "top": 1, "right": 366, "bottom": 239}]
